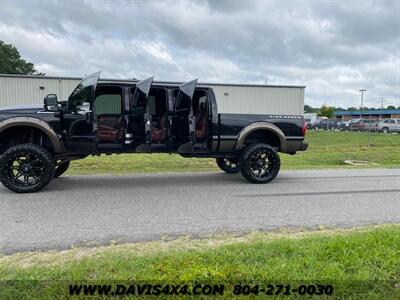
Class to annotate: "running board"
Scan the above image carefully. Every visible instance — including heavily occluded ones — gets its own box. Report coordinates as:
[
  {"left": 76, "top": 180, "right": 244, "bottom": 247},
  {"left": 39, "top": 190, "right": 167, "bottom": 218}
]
[
  {"left": 177, "top": 143, "right": 193, "bottom": 154},
  {"left": 135, "top": 144, "right": 168, "bottom": 153},
  {"left": 178, "top": 143, "right": 209, "bottom": 154},
  {"left": 135, "top": 144, "right": 150, "bottom": 153}
]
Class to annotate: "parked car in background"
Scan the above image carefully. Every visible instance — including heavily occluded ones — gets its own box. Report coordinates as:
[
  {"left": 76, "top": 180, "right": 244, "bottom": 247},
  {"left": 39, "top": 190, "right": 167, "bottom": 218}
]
[
  {"left": 348, "top": 118, "right": 365, "bottom": 131},
  {"left": 339, "top": 120, "right": 351, "bottom": 131},
  {"left": 312, "top": 118, "right": 337, "bottom": 130},
  {"left": 378, "top": 119, "right": 400, "bottom": 133},
  {"left": 363, "top": 119, "right": 379, "bottom": 132},
  {"left": 348, "top": 118, "right": 379, "bottom": 132},
  {"left": 304, "top": 113, "right": 317, "bottom": 128}
]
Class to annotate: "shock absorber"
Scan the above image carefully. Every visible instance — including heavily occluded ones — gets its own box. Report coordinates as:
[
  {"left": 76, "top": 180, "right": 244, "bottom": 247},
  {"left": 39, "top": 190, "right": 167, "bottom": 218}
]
[{"left": 27, "top": 129, "right": 35, "bottom": 144}]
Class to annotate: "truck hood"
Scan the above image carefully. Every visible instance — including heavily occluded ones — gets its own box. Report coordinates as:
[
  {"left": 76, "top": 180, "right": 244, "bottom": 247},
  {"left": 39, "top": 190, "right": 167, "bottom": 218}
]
[{"left": 0, "top": 105, "right": 44, "bottom": 114}]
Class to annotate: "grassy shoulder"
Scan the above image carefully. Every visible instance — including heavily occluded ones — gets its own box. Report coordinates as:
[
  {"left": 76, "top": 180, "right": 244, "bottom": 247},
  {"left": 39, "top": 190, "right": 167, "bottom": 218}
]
[
  {"left": 66, "top": 131, "right": 400, "bottom": 175},
  {"left": 1, "top": 225, "right": 399, "bottom": 298}
]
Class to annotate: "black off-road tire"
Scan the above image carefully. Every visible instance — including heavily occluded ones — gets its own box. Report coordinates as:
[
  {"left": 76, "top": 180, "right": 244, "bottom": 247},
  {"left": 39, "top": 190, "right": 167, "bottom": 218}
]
[
  {"left": 0, "top": 143, "right": 55, "bottom": 193},
  {"left": 240, "top": 143, "right": 280, "bottom": 184},
  {"left": 216, "top": 157, "right": 240, "bottom": 174},
  {"left": 54, "top": 161, "right": 70, "bottom": 178}
]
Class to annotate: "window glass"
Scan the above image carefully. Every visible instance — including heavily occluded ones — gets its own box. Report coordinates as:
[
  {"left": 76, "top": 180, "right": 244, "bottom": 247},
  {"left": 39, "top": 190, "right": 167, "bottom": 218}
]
[
  {"left": 148, "top": 96, "right": 156, "bottom": 115},
  {"left": 94, "top": 94, "right": 122, "bottom": 115},
  {"left": 68, "top": 76, "right": 97, "bottom": 113},
  {"left": 131, "top": 87, "right": 147, "bottom": 108}
]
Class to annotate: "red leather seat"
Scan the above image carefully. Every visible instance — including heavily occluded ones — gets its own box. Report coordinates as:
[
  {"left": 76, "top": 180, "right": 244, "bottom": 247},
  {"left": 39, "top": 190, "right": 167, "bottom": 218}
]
[
  {"left": 195, "top": 102, "right": 207, "bottom": 139},
  {"left": 195, "top": 116, "right": 206, "bottom": 139},
  {"left": 151, "top": 116, "right": 167, "bottom": 143},
  {"left": 98, "top": 116, "right": 124, "bottom": 143},
  {"left": 98, "top": 125, "right": 119, "bottom": 143}
]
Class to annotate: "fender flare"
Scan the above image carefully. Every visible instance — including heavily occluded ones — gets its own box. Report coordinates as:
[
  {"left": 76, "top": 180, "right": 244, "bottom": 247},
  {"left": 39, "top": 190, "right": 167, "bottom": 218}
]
[
  {"left": 0, "top": 117, "right": 64, "bottom": 153},
  {"left": 235, "top": 122, "right": 287, "bottom": 152}
]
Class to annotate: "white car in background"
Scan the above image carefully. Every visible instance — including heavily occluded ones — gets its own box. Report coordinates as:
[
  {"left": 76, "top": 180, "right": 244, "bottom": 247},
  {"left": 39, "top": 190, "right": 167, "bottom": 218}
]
[{"left": 378, "top": 119, "right": 400, "bottom": 133}]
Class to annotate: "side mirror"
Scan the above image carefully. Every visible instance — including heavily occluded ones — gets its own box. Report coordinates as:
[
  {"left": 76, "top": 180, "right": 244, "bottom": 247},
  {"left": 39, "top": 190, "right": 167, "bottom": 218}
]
[{"left": 44, "top": 94, "right": 59, "bottom": 112}]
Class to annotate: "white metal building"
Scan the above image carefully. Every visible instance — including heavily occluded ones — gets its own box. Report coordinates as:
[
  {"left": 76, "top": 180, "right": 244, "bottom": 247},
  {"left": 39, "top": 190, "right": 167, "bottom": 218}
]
[
  {"left": 0, "top": 74, "right": 305, "bottom": 115},
  {"left": 0, "top": 74, "right": 80, "bottom": 107}
]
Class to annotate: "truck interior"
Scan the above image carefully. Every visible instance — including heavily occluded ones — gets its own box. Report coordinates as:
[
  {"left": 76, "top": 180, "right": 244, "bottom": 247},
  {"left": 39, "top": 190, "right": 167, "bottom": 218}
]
[
  {"left": 170, "top": 87, "right": 209, "bottom": 149},
  {"left": 94, "top": 85, "right": 124, "bottom": 144},
  {"left": 148, "top": 88, "right": 168, "bottom": 144},
  {"left": 88, "top": 82, "right": 209, "bottom": 151},
  {"left": 172, "top": 89, "right": 191, "bottom": 145},
  {"left": 192, "top": 89, "right": 208, "bottom": 143},
  {"left": 129, "top": 86, "right": 169, "bottom": 147},
  {"left": 130, "top": 87, "right": 147, "bottom": 142}
]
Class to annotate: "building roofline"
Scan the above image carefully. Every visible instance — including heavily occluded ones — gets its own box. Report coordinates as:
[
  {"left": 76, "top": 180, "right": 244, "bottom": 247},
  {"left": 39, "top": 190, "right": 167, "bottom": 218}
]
[
  {"left": 335, "top": 109, "right": 400, "bottom": 115},
  {"left": 0, "top": 73, "right": 82, "bottom": 80},
  {"left": 0, "top": 73, "right": 306, "bottom": 89}
]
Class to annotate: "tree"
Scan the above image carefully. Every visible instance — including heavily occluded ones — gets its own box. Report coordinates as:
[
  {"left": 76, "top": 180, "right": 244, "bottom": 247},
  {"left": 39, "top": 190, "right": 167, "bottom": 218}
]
[
  {"left": 0, "top": 40, "right": 43, "bottom": 75},
  {"left": 304, "top": 104, "right": 318, "bottom": 113},
  {"left": 317, "top": 105, "right": 335, "bottom": 118},
  {"left": 386, "top": 105, "right": 396, "bottom": 110}
]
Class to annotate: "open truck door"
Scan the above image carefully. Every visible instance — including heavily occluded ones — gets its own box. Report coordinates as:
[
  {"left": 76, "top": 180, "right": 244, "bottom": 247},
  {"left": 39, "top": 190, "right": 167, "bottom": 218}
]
[
  {"left": 128, "top": 77, "right": 153, "bottom": 147},
  {"left": 63, "top": 71, "right": 101, "bottom": 153},
  {"left": 174, "top": 79, "right": 198, "bottom": 146}
]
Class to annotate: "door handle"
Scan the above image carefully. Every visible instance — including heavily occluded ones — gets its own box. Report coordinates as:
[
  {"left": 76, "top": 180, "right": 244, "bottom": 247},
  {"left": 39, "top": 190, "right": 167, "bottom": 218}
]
[
  {"left": 86, "top": 111, "right": 93, "bottom": 124},
  {"left": 145, "top": 119, "right": 151, "bottom": 131}
]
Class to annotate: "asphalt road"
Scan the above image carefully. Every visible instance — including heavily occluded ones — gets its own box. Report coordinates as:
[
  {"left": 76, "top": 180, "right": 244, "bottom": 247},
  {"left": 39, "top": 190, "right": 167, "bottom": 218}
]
[{"left": 1, "top": 168, "right": 399, "bottom": 254}]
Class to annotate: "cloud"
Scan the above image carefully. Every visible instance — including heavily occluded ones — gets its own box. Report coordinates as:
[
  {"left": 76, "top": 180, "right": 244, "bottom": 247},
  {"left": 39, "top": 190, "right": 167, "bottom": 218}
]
[{"left": 0, "top": 0, "right": 399, "bottom": 107}]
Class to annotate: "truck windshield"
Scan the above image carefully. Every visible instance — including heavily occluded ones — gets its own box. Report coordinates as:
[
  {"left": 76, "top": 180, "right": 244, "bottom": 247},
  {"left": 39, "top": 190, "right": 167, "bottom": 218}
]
[{"left": 68, "top": 76, "right": 98, "bottom": 113}]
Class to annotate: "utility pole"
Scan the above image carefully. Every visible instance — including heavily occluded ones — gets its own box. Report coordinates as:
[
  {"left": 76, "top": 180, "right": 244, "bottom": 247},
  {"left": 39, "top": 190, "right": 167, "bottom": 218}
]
[
  {"left": 380, "top": 97, "right": 384, "bottom": 109},
  {"left": 359, "top": 89, "right": 366, "bottom": 112},
  {"left": 359, "top": 89, "right": 371, "bottom": 146}
]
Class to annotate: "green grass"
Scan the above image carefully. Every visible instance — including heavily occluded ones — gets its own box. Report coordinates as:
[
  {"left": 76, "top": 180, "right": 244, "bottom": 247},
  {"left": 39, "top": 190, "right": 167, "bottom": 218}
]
[
  {"left": 0, "top": 225, "right": 399, "bottom": 299},
  {"left": 67, "top": 131, "right": 400, "bottom": 175},
  {"left": 282, "top": 130, "right": 400, "bottom": 169}
]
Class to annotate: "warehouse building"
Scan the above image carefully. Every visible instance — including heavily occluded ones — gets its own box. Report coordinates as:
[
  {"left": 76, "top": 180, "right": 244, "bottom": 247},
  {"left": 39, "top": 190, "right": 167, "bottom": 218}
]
[
  {"left": 335, "top": 109, "right": 400, "bottom": 120},
  {"left": 0, "top": 74, "right": 80, "bottom": 107},
  {"left": 0, "top": 73, "right": 305, "bottom": 115}
]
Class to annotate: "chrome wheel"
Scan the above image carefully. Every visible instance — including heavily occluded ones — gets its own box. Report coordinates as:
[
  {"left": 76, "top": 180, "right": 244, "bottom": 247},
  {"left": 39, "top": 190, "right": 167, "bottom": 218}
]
[{"left": 248, "top": 149, "right": 273, "bottom": 178}]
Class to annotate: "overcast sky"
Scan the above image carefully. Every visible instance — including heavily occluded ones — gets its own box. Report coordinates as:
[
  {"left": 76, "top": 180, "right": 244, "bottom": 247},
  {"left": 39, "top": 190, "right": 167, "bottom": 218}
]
[{"left": 0, "top": 0, "right": 399, "bottom": 108}]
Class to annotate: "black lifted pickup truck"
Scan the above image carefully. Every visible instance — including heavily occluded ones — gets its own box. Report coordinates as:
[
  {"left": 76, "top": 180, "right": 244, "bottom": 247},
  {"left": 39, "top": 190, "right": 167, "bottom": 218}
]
[{"left": 0, "top": 72, "right": 308, "bottom": 193}]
